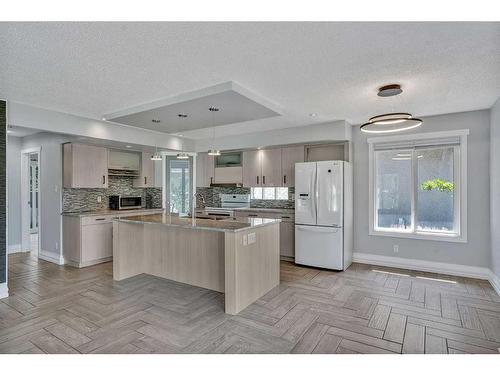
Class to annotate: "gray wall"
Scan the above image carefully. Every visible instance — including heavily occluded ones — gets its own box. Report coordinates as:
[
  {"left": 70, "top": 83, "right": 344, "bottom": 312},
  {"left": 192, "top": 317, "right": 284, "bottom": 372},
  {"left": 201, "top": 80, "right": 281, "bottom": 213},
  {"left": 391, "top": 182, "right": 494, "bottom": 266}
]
[
  {"left": 21, "top": 132, "right": 71, "bottom": 258},
  {"left": 1, "top": 101, "right": 6, "bottom": 284},
  {"left": 490, "top": 98, "right": 500, "bottom": 278},
  {"left": 352, "top": 110, "right": 491, "bottom": 268},
  {"left": 7, "top": 136, "right": 22, "bottom": 250}
]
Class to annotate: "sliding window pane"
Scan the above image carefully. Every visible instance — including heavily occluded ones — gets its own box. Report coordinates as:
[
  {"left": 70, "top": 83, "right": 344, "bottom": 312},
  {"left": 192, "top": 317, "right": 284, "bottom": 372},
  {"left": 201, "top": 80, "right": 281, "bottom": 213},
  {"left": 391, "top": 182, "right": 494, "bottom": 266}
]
[
  {"left": 416, "top": 147, "right": 455, "bottom": 233},
  {"left": 375, "top": 150, "right": 412, "bottom": 231}
]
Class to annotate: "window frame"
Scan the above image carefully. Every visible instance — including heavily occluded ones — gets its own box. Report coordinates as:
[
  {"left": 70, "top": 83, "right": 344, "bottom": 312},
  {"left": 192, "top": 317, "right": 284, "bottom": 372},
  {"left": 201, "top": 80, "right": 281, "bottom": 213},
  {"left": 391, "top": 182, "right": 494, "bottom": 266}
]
[{"left": 368, "top": 130, "right": 468, "bottom": 243}]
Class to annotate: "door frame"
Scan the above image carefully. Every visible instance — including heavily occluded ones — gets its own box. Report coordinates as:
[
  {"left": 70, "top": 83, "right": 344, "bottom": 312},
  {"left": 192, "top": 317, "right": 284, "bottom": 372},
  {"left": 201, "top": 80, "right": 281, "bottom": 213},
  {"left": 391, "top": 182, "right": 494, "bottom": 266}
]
[
  {"left": 21, "top": 147, "right": 41, "bottom": 255},
  {"left": 161, "top": 152, "right": 197, "bottom": 217}
]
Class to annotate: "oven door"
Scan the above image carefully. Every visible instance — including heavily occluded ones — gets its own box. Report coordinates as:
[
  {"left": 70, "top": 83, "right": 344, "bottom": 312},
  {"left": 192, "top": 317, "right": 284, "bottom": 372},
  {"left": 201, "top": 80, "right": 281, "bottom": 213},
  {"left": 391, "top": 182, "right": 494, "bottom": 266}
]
[{"left": 120, "top": 196, "right": 142, "bottom": 209}]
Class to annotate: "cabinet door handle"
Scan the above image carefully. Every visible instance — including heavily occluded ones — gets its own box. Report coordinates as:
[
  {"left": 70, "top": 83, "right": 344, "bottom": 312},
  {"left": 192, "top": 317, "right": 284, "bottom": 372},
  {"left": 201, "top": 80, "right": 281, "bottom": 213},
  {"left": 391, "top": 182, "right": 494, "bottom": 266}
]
[
  {"left": 144, "top": 177, "right": 147, "bottom": 185},
  {"left": 95, "top": 218, "right": 106, "bottom": 221},
  {"left": 256, "top": 176, "right": 259, "bottom": 185},
  {"left": 281, "top": 216, "right": 290, "bottom": 219},
  {"left": 263, "top": 175, "right": 266, "bottom": 185},
  {"left": 210, "top": 177, "right": 213, "bottom": 185},
  {"left": 102, "top": 175, "right": 106, "bottom": 185},
  {"left": 248, "top": 214, "right": 258, "bottom": 217}
]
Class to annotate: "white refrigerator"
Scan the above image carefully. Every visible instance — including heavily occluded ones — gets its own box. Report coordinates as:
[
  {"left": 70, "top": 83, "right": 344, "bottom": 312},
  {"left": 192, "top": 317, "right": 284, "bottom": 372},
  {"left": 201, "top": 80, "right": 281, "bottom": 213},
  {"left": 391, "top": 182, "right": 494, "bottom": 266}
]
[{"left": 294, "top": 160, "right": 352, "bottom": 271}]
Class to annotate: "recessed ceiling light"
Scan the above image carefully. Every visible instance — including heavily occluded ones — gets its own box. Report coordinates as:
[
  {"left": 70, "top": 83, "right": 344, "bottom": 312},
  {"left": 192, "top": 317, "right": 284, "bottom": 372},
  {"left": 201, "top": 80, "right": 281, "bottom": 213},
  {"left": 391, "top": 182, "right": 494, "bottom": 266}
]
[
  {"left": 125, "top": 145, "right": 132, "bottom": 148},
  {"left": 7, "top": 130, "right": 12, "bottom": 134},
  {"left": 101, "top": 116, "right": 106, "bottom": 121},
  {"left": 152, "top": 119, "right": 161, "bottom": 123},
  {"left": 309, "top": 113, "right": 318, "bottom": 117},
  {"left": 177, "top": 113, "right": 188, "bottom": 118},
  {"left": 177, "top": 134, "right": 184, "bottom": 137}
]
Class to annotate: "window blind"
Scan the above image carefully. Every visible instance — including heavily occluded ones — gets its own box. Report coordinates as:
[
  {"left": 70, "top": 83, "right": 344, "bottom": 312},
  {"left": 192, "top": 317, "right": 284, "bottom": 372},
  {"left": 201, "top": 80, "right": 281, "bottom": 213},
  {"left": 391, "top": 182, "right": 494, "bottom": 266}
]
[{"left": 373, "top": 136, "right": 461, "bottom": 151}]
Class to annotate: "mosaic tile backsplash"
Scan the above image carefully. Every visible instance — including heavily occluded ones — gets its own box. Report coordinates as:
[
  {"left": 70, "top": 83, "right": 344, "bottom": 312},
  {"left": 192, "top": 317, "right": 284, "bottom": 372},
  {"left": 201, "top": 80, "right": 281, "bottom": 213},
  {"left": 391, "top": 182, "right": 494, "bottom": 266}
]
[
  {"left": 63, "top": 176, "right": 162, "bottom": 212},
  {"left": 196, "top": 187, "right": 295, "bottom": 210}
]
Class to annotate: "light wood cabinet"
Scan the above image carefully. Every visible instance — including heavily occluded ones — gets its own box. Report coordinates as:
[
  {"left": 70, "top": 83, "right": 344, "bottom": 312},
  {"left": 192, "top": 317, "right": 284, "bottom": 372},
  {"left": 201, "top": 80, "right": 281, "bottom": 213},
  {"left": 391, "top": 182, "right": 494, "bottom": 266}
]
[
  {"left": 281, "top": 146, "right": 304, "bottom": 187},
  {"left": 242, "top": 150, "right": 262, "bottom": 187},
  {"left": 63, "top": 143, "right": 108, "bottom": 188},
  {"left": 134, "top": 152, "right": 155, "bottom": 188},
  {"left": 234, "top": 209, "right": 295, "bottom": 258},
  {"left": 108, "top": 149, "right": 141, "bottom": 170},
  {"left": 261, "top": 148, "right": 282, "bottom": 187},
  {"left": 196, "top": 152, "right": 215, "bottom": 187},
  {"left": 63, "top": 209, "right": 163, "bottom": 268}
]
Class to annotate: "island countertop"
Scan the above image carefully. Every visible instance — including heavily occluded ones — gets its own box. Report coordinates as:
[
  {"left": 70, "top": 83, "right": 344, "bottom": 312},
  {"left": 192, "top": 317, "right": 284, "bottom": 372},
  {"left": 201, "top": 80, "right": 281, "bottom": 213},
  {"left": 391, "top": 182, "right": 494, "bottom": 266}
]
[{"left": 113, "top": 213, "right": 280, "bottom": 233}]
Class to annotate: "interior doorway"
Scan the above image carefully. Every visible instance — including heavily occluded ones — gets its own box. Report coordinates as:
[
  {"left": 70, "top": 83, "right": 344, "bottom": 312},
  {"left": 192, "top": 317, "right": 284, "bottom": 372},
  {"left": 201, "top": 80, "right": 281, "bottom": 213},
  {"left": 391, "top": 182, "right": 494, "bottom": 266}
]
[{"left": 21, "top": 147, "right": 41, "bottom": 256}]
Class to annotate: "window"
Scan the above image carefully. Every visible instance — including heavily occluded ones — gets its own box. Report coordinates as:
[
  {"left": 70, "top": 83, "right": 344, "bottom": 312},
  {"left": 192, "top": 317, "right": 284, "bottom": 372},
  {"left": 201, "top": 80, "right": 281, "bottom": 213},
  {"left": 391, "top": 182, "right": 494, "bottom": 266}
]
[
  {"left": 251, "top": 187, "right": 289, "bottom": 200},
  {"left": 369, "top": 130, "right": 468, "bottom": 242}
]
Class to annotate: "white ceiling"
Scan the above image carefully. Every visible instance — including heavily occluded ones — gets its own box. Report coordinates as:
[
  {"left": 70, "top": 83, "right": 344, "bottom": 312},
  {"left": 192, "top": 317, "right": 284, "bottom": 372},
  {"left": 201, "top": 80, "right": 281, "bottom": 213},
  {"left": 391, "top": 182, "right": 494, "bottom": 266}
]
[
  {"left": 7, "top": 125, "right": 41, "bottom": 137},
  {"left": 107, "top": 82, "right": 281, "bottom": 134},
  {"left": 1, "top": 22, "right": 499, "bottom": 140}
]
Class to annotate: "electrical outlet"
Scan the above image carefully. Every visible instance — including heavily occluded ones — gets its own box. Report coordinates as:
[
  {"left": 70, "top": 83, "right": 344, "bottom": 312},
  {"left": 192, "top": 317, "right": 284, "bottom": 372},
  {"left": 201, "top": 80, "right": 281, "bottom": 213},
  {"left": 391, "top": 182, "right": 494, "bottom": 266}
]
[
  {"left": 393, "top": 244, "right": 399, "bottom": 253},
  {"left": 248, "top": 232, "right": 256, "bottom": 244},
  {"left": 55, "top": 242, "right": 59, "bottom": 251},
  {"left": 97, "top": 196, "right": 102, "bottom": 203}
]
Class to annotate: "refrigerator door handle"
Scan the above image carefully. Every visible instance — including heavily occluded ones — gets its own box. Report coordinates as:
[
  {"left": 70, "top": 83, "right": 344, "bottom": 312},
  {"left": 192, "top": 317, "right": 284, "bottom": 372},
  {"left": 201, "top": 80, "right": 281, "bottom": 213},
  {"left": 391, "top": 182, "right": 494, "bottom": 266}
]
[{"left": 296, "top": 225, "right": 339, "bottom": 233}]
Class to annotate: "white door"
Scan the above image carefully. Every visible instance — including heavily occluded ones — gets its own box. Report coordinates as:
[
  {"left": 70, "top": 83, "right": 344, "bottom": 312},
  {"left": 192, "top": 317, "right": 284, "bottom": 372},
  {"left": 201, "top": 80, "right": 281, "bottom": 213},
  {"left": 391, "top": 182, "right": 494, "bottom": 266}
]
[
  {"left": 295, "top": 225, "right": 343, "bottom": 270},
  {"left": 317, "top": 161, "right": 343, "bottom": 227},
  {"left": 295, "top": 162, "right": 316, "bottom": 225}
]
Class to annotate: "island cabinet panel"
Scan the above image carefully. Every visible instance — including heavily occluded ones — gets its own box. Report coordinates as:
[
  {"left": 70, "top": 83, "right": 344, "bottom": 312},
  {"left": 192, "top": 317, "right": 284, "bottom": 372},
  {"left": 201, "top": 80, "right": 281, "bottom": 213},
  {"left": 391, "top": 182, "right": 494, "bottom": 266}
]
[
  {"left": 81, "top": 222, "right": 113, "bottom": 263},
  {"left": 196, "top": 152, "right": 215, "bottom": 187},
  {"left": 281, "top": 145, "right": 304, "bottom": 187},
  {"left": 63, "top": 143, "right": 108, "bottom": 188},
  {"left": 224, "top": 223, "right": 280, "bottom": 315},
  {"left": 260, "top": 148, "right": 282, "bottom": 187},
  {"left": 242, "top": 150, "right": 262, "bottom": 187},
  {"left": 113, "top": 221, "right": 145, "bottom": 280}
]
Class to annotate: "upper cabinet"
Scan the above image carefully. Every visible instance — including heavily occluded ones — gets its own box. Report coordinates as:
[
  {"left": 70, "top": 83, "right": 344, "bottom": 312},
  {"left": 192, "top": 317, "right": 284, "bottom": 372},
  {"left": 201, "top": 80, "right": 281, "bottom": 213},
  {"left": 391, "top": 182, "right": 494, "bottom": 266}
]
[
  {"left": 281, "top": 146, "right": 305, "bottom": 187},
  {"left": 63, "top": 143, "right": 108, "bottom": 188},
  {"left": 260, "top": 148, "right": 282, "bottom": 187},
  {"left": 196, "top": 152, "right": 215, "bottom": 187},
  {"left": 108, "top": 149, "right": 141, "bottom": 172},
  {"left": 242, "top": 146, "right": 304, "bottom": 187},
  {"left": 133, "top": 152, "right": 156, "bottom": 188},
  {"left": 242, "top": 150, "right": 262, "bottom": 187}
]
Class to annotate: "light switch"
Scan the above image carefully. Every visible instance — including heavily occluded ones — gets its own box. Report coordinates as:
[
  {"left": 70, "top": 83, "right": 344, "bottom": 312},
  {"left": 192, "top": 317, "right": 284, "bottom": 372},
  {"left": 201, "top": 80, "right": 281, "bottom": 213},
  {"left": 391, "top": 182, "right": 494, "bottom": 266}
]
[
  {"left": 243, "top": 235, "right": 248, "bottom": 246},
  {"left": 97, "top": 196, "right": 102, "bottom": 203},
  {"left": 248, "top": 232, "right": 256, "bottom": 244}
]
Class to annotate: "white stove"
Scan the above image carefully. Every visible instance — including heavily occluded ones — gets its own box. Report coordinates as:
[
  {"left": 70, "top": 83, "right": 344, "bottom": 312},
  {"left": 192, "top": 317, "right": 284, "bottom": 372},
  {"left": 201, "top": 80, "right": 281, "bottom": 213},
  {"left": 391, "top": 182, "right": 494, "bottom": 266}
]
[{"left": 203, "top": 194, "right": 250, "bottom": 217}]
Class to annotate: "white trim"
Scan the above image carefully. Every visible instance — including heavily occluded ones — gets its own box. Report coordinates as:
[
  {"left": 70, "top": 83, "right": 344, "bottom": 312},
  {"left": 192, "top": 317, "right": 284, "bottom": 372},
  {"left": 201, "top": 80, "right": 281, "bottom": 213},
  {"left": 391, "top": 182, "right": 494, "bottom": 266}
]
[
  {"left": 7, "top": 244, "right": 24, "bottom": 254},
  {"left": 368, "top": 130, "right": 468, "bottom": 243},
  {"left": 488, "top": 271, "right": 500, "bottom": 296},
  {"left": 367, "top": 129, "right": 470, "bottom": 144},
  {"left": 103, "top": 81, "right": 282, "bottom": 120},
  {"left": 0, "top": 283, "right": 8, "bottom": 299},
  {"left": 353, "top": 252, "right": 490, "bottom": 280},
  {"left": 38, "top": 250, "right": 65, "bottom": 265}
]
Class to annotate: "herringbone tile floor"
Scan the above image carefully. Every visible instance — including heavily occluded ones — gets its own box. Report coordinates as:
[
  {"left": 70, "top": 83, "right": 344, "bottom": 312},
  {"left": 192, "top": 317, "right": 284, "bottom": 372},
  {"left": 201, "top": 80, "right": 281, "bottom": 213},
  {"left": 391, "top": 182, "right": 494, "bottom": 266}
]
[{"left": 1, "top": 253, "right": 500, "bottom": 354}]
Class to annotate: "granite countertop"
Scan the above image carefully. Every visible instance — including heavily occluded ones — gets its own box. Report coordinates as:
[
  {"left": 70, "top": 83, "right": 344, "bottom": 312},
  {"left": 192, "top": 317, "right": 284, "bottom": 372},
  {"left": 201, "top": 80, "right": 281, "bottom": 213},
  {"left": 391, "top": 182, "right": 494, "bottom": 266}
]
[
  {"left": 61, "top": 208, "right": 164, "bottom": 217},
  {"left": 114, "top": 213, "right": 281, "bottom": 233}
]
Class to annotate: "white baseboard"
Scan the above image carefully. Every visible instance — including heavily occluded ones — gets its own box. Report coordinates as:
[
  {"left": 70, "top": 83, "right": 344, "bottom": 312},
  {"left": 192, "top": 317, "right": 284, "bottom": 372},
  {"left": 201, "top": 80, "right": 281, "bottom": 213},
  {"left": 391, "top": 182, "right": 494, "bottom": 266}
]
[
  {"left": 0, "top": 283, "right": 8, "bottom": 299},
  {"left": 8, "top": 244, "right": 27, "bottom": 254},
  {"left": 353, "top": 252, "right": 491, "bottom": 280},
  {"left": 488, "top": 270, "right": 500, "bottom": 296},
  {"left": 38, "top": 250, "right": 65, "bottom": 265}
]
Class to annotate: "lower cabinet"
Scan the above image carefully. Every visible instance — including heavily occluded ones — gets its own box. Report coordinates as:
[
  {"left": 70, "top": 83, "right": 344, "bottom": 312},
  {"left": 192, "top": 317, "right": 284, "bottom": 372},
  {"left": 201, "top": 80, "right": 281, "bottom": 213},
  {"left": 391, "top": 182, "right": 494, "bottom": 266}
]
[
  {"left": 63, "top": 209, "right": 163, "bottom": 268},
  {"left": 235, "top": 210, "right": 295, "bottom": 259}
]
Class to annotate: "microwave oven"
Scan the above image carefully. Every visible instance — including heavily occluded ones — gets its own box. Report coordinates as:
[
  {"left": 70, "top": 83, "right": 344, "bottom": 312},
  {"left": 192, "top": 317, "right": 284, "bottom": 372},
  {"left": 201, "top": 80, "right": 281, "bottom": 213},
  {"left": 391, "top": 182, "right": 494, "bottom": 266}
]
[{"left": 109, "top": 195, "right": 142, "bottom": 210}]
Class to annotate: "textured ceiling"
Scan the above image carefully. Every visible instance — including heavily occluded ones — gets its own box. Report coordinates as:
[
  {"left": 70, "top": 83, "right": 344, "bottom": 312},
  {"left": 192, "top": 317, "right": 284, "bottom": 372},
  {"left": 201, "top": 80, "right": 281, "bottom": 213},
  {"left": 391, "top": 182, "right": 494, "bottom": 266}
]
[{"left": 1, "top": 22, "right": 499, "bottom": 139}]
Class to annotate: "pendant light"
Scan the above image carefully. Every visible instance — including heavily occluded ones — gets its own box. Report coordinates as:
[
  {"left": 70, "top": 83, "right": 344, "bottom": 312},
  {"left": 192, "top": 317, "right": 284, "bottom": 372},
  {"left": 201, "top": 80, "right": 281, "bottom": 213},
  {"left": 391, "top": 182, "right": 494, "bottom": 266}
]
[
  {"left": 207, "top": 107, "right": 221, "bottom": 156},
  {"left": 150, "top": 118, "right": 163, "bottom": 161},
  {"left": 360, "top": 84, "right": 422, "bottom": 134},
  {"left": 176, "top": 153, "right": 189, "bottom": 159}
]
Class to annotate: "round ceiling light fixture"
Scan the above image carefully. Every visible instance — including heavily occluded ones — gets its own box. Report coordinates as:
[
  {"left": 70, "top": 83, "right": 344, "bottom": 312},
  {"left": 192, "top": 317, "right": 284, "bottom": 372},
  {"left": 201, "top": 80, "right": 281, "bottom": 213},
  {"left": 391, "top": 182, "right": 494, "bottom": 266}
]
[{"left": 360, "top": 84, "right": 422, "bottom": 134}]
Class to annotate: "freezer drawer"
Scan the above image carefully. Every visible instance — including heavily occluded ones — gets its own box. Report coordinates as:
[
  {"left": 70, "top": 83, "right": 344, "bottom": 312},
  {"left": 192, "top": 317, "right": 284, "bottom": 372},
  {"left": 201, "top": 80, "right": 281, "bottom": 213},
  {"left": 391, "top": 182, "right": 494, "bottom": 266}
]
[{"left": 294, "top": 224, "right": 343, "bottom": 270}]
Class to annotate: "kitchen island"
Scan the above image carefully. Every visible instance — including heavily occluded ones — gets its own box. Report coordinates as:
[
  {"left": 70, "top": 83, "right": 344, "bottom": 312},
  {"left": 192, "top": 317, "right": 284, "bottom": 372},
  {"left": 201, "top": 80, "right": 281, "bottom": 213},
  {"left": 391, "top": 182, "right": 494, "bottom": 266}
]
[{"left": 112, "top": 213, "right": 281, "bottom": 315}]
